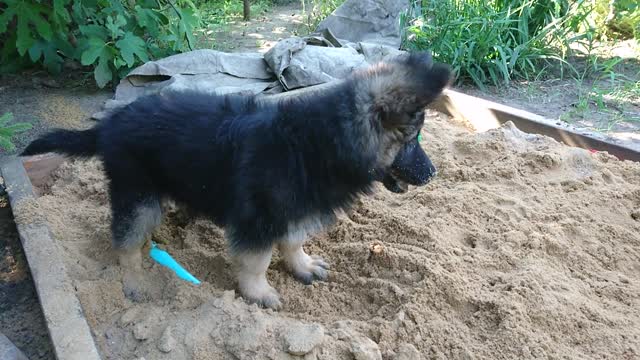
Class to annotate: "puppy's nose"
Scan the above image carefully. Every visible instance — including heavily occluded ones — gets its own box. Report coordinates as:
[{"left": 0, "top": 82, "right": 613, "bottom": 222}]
[{"left": 416, "top": 164, "right": 437, "bottom": 186}]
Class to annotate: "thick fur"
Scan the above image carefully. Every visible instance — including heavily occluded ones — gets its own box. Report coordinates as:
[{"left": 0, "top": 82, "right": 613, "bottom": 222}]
[{"left": 22, "top": 51, "right": 451, "bottom": 308}]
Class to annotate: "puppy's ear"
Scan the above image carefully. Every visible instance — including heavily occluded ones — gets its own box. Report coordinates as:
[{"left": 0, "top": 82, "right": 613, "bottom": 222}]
[
  {"left": 425, "top": 63, "right": 453, "bottom": 95},
  {"left": 406, "top": 51, "right": 434, "bottom": 68}
]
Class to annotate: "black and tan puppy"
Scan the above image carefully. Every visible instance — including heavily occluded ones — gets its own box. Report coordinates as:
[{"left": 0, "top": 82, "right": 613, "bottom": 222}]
[{"left": 22, "top": 52, "right": 451, "bottom": 309}]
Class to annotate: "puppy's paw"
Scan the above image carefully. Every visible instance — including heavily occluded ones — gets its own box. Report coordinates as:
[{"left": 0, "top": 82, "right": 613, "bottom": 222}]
[
  {"left": 288, "top": 253, "right": 330, "bottom": 285},
  {"left": 239, "top": 277, "right": 283, "bottom": 310},
  {"left": 122, "top": 272, "right": 159, "bottom": 303}
]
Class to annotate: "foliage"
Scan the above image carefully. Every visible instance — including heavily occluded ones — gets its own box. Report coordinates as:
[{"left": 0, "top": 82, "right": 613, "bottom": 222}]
[
  {"left": 0, "top": 113, "right": 32, "bottom": 152},
  {"left": 589, "top": 0, "right": 640, "bottom": 39},
  {"left": 400, "top": 0, "right": 596, "bottom": 89},
  {"left": 0, "top": 0, "right": 200, "bottom": 88},
  {"left": 300, "top": 0, "right": 344, "bottom": 32},
  {"left": 197, "top": 0, "right": 272, "bottom": 26}
]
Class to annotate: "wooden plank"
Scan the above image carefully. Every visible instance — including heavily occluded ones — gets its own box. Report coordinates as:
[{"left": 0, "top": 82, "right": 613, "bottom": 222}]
[
  {"left": 432, "top": 89, "right": 640, "bottom": 162},
  {"left": 1, "top": 157, "right": 102, "bottom": 360},
  {"left": 21, "top": 153, "right": 65, "bottom": 195}
]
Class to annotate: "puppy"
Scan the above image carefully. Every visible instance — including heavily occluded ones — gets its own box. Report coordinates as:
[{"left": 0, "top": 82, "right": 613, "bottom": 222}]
[{"left": 22, "top": 51, "right": 451, "bottom": 309}]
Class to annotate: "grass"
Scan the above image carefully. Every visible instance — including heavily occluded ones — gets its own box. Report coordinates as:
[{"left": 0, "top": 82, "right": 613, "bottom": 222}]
[
  {"left": 560, "top": 73, "right": 640, "bottom": 129},
  {"left": 400, "top": 0, "right": 592, "bottom": 90},
  {"left": 0, "top": 112, "right": 33, "bottom": 152},
  {"left": 399, "top": 0, "right": 639, "bottom": 133}
]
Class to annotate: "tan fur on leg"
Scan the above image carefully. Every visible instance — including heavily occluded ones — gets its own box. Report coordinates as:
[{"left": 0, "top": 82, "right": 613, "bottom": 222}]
[
  {"left": 279, "top": 241, "right": 329, "bottom": 285},
  {"left": 232, "top": 248, "right": 281, "bottom": 310}
]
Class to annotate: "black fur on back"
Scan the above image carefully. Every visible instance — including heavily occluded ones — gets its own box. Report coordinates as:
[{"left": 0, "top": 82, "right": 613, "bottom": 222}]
[{"left": 21, "top": 52, "right": 452, "bottom": 254}]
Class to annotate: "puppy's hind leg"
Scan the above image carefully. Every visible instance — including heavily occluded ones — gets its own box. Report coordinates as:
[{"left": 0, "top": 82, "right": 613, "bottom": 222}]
[{"left": 111, "top": 190, "right": 162, "bottom": 302}]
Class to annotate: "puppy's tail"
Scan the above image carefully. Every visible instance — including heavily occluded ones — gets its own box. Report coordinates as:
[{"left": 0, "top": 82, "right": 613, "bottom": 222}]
[{"left": 21, "top": 128, "right": 98, "bottom": 157}]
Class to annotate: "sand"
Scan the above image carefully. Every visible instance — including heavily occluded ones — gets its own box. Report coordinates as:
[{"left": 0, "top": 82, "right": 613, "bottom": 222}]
[{"left": 14, "top": 110, "right": 640, "bottom": 360}]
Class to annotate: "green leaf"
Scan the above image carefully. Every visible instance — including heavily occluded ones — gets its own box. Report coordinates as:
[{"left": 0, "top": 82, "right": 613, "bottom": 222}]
[
  {"left": 30, "top": 40, "right": 64, "bottom": 74},
  {"left": 94, "top": 48, "right": 114, "bottom": 88},
  {"left": 101, "top": 1, "right": 127, "bottom": 19},
  {"left": 179, "top": 7, "right": 199, "bottom": 51},
  {"left": 113, "top": 56, "right": 127, "bottom": 69},
  {"left": 53, "top": 0, "right": 71, "bottom": 23},
  {"left": 0, "top": 136, "right": 16, "bottom": 152},
  {"left": 115, "top": 32, "right": 148, "bottom": 67},
  {"left": 135, "top": 6, "right": 161, "bottom": 36},
  {"left": 0, "top": 8, "right": 16, "bottom": 33},
  {"left": 28, "top": 42, "right": 44, "bottom": 62},
  {"left": 4, "top": 123, "right": 33, "bottom": 133},
  {"left": 81, "top": 37, "right": 107, "bottom": 66},
  {"left": 105, "top": 15, "right": 126, "bottom": 39},
  {"left": 16, "top": 14, "right": 35, "bottom": 56},
  {"left": 32, "top": 11, "right": 53, "bottom": 41},
  {"left": 52, "top": 32, "right": 75, "bottom": 57},
  {"left": 79, "top": 24, "right": 109, "bottom": 41},
  {"left": 0, "top": 113, "right": 13, "bottom": 126}
]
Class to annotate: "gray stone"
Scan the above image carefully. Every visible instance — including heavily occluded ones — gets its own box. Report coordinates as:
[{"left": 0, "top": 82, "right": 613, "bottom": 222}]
[
  {"left": 395, "top": 343, "right": 421, "bottom": 360},
  {"left": 157, "top": 326, "right": 176, "bottom": 353},
  {"left": 119, "top": 307, "right": 140, "bottom": 326},
  {"left": 351, "top": 336, "right": 382, "bottom": 360},
  {"left": 133, "top": 322, "right": 152, "bottom": 340},
  {"left": 284, "top": 323, "right": 325, "bottom": 356}
]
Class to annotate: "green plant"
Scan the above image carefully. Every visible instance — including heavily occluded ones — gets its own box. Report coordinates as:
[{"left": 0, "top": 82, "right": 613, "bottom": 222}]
[
  {"left": 193, "top": 0, "right": 274, "bottom": 50},
  {"left": 300, "top": 0, "right": 344, "bottom": 32},
  {"left": 590, "top": 0, "right": 640, "bottom": 39},
  {"left": 0, "top": 0, "right": 200, "bottom": 88},
  {"left": 197, "top": 0, "right": 272, "bottom": 25},
  {"left": 0, "top": 113, "right": 32, "bottom": 152},
  {"left": 400, "top": 0, "right": 595, "bottom": 89}
]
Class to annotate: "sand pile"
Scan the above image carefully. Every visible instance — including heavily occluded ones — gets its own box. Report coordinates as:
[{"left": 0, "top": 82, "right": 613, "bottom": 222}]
[{"left": 15, "top": 110, "right": 640, "bottom": 360}]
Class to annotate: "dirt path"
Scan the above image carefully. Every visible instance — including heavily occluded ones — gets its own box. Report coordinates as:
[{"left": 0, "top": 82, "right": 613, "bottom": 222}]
[{"left": 202, "top": 2, "right": 307, "bottom": 53}]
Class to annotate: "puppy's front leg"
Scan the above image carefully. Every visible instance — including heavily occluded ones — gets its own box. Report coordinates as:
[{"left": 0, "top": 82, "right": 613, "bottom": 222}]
[
  {"left": 279, "top": 241, "right": 329, "bottom": 285},
  {"left": 232, "top": 248, "right": 282, "bottom": 310}
]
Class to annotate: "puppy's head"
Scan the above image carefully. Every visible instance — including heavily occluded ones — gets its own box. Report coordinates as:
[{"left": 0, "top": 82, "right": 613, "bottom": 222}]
[{"left": 357, "top": 51, "right": 451, "bottom": 193}]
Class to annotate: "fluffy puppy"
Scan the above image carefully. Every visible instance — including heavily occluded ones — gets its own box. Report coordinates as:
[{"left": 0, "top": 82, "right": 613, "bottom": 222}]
[{"left": 22, "top": 51, "right": 451, "bottom": 309}]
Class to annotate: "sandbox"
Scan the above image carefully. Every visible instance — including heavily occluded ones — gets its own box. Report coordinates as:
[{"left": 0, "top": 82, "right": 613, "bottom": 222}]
[{"left": 3, "top": 94, "right": 640, "bottom": 360}]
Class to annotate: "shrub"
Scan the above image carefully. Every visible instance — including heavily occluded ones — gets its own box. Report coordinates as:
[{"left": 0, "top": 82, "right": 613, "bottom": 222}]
[
  {"left": 0, "top": 0, "right": 200, "bottom": 88},
  {"left": 300, "top": 0, "right": 345, "bottom": 32},
  {"left": 589, "top": 0, "right": 640, "bottom": 39}
]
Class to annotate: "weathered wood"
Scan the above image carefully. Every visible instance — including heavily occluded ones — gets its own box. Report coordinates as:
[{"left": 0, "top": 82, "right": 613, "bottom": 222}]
[
  {"left": 432, "top": 89, "right": 640, "bottom": 162},
  {"left": 1, "top": 157, "right": 102, "bottom": 360}
]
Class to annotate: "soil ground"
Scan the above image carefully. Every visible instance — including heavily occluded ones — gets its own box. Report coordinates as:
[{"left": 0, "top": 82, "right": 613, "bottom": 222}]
[{"left": 0, "top": 2, "right": 638, "bottom": 359}]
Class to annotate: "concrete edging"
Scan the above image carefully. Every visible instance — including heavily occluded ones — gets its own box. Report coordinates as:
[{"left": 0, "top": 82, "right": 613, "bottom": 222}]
[{"left": 1, "top": 157, "right": 101, "bottom": 360}]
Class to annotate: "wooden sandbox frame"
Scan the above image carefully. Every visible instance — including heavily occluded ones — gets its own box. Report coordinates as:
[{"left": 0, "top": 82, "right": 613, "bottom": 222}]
[{"left": 2, "top": 88, "right": 639, "bottom": 360}]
